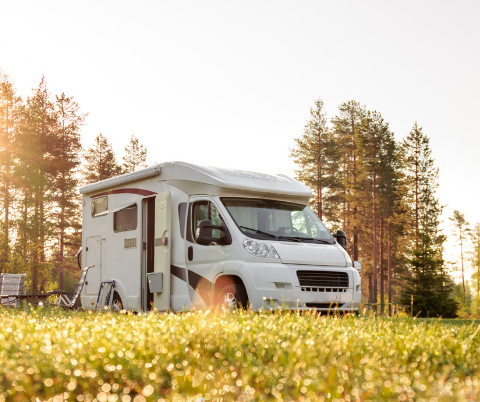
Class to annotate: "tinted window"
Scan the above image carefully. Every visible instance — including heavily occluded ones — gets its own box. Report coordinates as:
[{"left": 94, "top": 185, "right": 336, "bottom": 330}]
[
  {"left": 114, "top": 204, "right": 137, "bottom": 232},
  {"left": 192, "top": 201, "right": 225, "bottom": 245},
  {"left": 192, "top": 201, "right": 209, "bottom": 238}
]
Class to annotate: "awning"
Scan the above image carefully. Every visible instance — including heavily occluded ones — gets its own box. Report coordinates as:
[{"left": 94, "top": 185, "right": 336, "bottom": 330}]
[{"left": 95, "top": 203, "right": 136, "bottom": 217}]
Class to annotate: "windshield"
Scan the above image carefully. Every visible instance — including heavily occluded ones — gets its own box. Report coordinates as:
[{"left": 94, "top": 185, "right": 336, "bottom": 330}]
[{"left": 221, "top": 198, "right": 335, "bottom": 243}]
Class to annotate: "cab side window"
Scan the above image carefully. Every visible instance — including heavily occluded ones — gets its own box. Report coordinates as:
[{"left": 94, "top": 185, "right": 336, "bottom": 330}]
[
  {"left": 192, "top": 201, "right": 225, "bottom": 245},
  {"left": 192, "top": 201, "right": 209, "bottom": 237}
]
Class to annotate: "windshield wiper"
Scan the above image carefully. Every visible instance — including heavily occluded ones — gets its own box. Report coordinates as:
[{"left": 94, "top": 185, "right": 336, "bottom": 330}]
[
  {"left": 239, "top": 226, "right": 277, "bottom": 239},
  {"left": 279, "top": 236, "right": 331, "bottom": 244},
  {"left": 308, "top": 239, "right": 333, "bottom": 244},
  {"left": 277, "top": 236, "right": 302, "bottom": 242}
]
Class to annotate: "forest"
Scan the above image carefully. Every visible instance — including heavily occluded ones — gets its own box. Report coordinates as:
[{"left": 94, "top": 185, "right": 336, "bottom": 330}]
[
  {"left": 0, "top": 72, "right": 147, "bottom": 295},
  {"left": 290, "top": 99, "right": 480, "bottom": 317},
  {"left": 0, "top": 71, "right": 478, "bottom": 317}
]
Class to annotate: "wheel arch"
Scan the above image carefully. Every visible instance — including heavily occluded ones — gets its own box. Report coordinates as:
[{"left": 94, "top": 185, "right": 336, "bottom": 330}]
[{"left": 213, "top": 274, "right": 249, "bottom": 302}]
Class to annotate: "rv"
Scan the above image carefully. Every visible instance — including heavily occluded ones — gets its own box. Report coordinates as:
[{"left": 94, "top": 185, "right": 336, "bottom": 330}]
[{"left": 79, "top": 162, "right": 362, "bottom": 312}]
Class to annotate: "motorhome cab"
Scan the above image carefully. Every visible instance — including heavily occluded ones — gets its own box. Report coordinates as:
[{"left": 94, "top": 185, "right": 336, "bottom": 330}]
[{"left": 79, "top": 162, "right": 362, "bottom": 312}]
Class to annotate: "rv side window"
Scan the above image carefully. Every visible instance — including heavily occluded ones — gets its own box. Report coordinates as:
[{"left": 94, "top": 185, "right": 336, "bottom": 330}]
[
  {"left": 192, "top": 201, "right": 224, "bottom": 245},
  {"left": 92, "top": 196, "right": 108, "bottom": 217},
  {"left": 114, "top": 204, "right": 138, "bottom": 232}
]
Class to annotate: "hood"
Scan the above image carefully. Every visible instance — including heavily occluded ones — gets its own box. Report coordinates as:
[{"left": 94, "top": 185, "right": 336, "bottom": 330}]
[{"left": 273, "top": 242, "right": 347, "bottom": 266}]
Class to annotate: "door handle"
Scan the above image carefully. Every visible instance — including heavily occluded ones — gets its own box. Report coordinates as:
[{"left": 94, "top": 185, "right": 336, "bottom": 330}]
[
  {"left": 154, "top": 237, "right": 169, "bottom": 246},
  {"left": 188, "top": 246, "right": 193, "bottom": 261}
]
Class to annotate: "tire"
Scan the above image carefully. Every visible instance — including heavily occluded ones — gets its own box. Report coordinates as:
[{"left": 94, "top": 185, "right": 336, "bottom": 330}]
[
  {"left": 217, "top": 283, "right": 248, "bottom": 309},
  {"left": 111, "top": 291, "right": 123, "bottom": 313}
]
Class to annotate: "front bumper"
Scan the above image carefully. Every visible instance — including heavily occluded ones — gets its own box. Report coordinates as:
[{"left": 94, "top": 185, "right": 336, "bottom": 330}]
[{"left": 240, "top": 262, "right": 361, "bottom": 311}]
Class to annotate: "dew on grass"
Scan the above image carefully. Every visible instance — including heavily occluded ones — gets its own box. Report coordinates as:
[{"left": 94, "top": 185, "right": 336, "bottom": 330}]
[{"left": 1, "top": 308, "right": 480, "bottom": 400}]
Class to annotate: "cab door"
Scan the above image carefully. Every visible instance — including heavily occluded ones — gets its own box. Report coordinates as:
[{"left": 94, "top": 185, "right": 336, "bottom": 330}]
[
  {"left": 185, "top": 198, "right": 227, "bottom": 306},
  {"left": 153, "top": 192, "right": 171, "bottom": 311}
]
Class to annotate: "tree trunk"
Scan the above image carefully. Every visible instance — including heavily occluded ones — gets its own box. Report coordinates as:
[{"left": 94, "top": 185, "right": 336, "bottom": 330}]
[
  {"left": 32, "top": 197, "right": 39, "bottom": 293},
  {"left": 372, "top": 126, "right": 378, "bottom": 314},
  {"left": 414, "top": 133, "right": 419, "bottom": 248},
  {"left": 352, "top": 119, "right": 358, "bottom": 261},
  {"left": 373, "top": 184, "right": 377, "bottom": 314},
  {"left": 22, "top": 193, "right": 28, "bottom": 259},
  {"left": 380, "top": 217, "right": 384, "bottom": 315},
  {"left": 2, "top": 181, "right": 9, "bottom": 266},
  {"left": 368, "top": 275, "right": 373, "bottom": 306},
  {"left": 39, "top": 187, "right": 46, "bottom": 293},
  {"left": 1, "top": 103, "right": 11, "bottom": 266},
  {"left": 460, "top": 229, "right": 465, "bottom": 302},
  {"left": 317, "top": 127, "right": 322, "bottom": 220},
  {"left": 59, "top": 185, "right": 65, "bottom": 290},
  {"left": 388, "top": 221, "right": 392, "bottom": 316}
]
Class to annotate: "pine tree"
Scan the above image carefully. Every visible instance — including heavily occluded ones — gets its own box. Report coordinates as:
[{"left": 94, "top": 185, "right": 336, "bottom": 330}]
[
  {"left": 400, "top": 231, "right": 458, "bottom": 317},
  {"left": 401, "top": 123, "right": 441, "bottom": 244},
  {"left": 52, "top": 93, "right": 85, "bottom": 289},
  {"left": 359, "top": 110, "right": 399, "bottom": 314},
  {"left": 122, "top": 135, "right": 147, "bottom": 173},
  {"left": 380, "top": 133, "right": 403, "bottom": 316},
  {"left": 15, "top": 77, "right": 58, "bottom": 292},
  {"left": 290, "top": 99, "right": 340, "bottom": 224},
  {"left": 449, "top": 210, "right": 471, "bottom": 303},
  {"left": 400, "top": 123, "right": 455, "bottom": 317},
  {"left": 331, "top": 101, "right": 366, "bottom": 261},
  {"left": 83, "top": 133, "right": 122, "bottom": 184},
  {"left": 387, "top": 207, "right": 411, "bottom": 315},
  {"left": 0, "top": 71, "right": 21, "bottom": 269},
  {"left": 0, "top": 72, "right": 90, "bottom": 292}
]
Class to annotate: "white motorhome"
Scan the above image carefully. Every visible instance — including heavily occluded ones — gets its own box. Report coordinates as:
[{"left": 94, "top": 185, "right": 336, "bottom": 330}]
[{"left": 79, "top": 162, "right": 361, "bottom": 312}]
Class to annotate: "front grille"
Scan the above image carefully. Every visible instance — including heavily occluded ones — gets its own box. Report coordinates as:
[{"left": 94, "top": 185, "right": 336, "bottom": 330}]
[
  {"left": 296, "top": 270, "right": 349, "bottom": 288},
  {"left": 306, "top": 303, "right": 344, "bottom": 309},
  {"left": 301, "top": 287, "right": 348, "bottom": 292}
]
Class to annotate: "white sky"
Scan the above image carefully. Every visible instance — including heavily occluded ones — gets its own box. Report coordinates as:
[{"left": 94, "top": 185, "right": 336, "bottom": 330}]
[{"left": 1, "top": 1, "right": 479, "bottom": 283}]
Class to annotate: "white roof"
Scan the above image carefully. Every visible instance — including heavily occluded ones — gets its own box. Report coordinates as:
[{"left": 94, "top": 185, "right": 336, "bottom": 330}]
[{"left": 79, "top": 162, "right": 312, "bottom": 204}]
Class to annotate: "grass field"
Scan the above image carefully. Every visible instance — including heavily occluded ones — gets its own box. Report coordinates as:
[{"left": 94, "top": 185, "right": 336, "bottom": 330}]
[{"left": 1, "top": 308, "right": 480, "bottom": 402}]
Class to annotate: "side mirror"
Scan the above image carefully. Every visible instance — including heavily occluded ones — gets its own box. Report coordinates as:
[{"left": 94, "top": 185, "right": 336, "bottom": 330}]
[
  {"left": 195, "top": 220, "right": 232, "bottom": 245},
  {"left": 332, "top": 230, "right": 347, "bottom": 250}
]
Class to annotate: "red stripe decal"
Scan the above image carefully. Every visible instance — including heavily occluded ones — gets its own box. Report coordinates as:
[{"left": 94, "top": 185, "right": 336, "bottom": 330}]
[{"left": 92, "top": 188, "right": 157, "bottom": 198}]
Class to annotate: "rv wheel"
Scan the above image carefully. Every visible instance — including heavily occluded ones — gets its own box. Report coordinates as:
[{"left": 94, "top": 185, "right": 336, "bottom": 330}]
[
  {"left": 218, "top": 283, "right": 248, "bottom": 310},
  {"left": 111, "top": 292, "right": 123, "bottom": 313}
]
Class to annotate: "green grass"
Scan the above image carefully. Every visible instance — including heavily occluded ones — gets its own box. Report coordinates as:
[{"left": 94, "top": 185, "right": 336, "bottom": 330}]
[
  {"left": 1, "top": 308, "right": 480, "bottom": 401},
  {"left": 415, "top": 318, "right": 480, "bottom": 326}
]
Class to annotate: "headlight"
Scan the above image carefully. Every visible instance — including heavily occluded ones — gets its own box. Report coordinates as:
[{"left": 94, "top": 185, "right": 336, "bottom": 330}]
[{"left": 243, "top": 238, "right": 280, "bottom": 259}]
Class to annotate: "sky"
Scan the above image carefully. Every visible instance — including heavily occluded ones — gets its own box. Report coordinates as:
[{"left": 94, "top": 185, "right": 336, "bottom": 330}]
[{"left": 1, "top": 1, "right": 479, "bottom": 282}]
